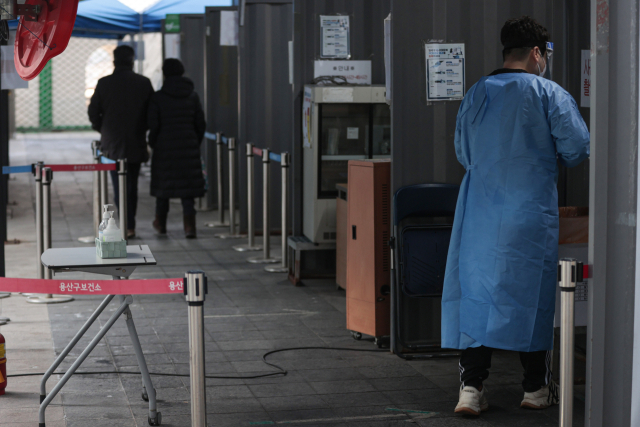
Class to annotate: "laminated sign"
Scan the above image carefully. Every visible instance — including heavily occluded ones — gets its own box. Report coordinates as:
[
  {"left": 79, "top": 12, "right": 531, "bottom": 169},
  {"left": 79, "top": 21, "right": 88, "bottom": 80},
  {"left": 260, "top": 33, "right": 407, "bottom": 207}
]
[
  {"left": 320, "top": 15, "right": 350, "bottom": 58},
  {"left": 425, "top": 43, "right": 465, "bottom": 101}
]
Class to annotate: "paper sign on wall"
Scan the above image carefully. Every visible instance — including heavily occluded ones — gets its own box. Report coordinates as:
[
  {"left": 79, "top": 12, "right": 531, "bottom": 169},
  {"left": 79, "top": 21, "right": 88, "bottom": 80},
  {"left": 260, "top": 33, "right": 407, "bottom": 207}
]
[
  {"left": 220, "top": 11, "right": 239, "bottom": 46},
  {"left": 320, "top": 15, "right": 350, "bottom": 58},
  {"left": 581, "top": 50, "right": 591, "bottom": 108},
  {"left": 314, "top": 60, "right": 371, "bottom": 85},
  {"left": 303, "top": 88, "right": 313, "bottom": 148},
  {"left": 1, "top": 46, "right": 27, "bottom": 89},
  {"left": 164, "top": 34, "right": 180, "bottom": 59},
  {"left": 425, "top": 43, "right": 465, "bottom": 101}
]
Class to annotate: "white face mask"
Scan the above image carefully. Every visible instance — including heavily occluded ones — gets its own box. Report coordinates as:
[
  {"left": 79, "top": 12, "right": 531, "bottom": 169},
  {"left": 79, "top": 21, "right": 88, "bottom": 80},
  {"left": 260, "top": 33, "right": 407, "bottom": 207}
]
[{"left": 536, "top": 51, "right": 547, "bottom": 77}]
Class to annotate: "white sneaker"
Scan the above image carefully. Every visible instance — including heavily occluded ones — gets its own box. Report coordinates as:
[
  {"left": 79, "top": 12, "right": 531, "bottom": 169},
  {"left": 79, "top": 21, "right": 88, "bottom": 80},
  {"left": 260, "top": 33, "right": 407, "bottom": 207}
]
[
  {"left": 521, "top": 381, "right": 560, "bottom": 409},
  {"left": 454, "top": 385, "right": 489, "bottom": 415}
]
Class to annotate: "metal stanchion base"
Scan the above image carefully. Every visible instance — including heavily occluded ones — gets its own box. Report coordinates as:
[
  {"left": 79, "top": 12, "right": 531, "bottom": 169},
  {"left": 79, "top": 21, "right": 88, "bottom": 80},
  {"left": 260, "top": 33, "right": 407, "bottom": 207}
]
[
  {"left": 247, "top": 256, "right": 280, "bottom": 264},
  {"left": 233, "top": 244, "right": 262, "bottom": 252},
  {"left": 77, "top": 236, "right": 96, "bottom": 243},
  {"left": 0, "top": 293, "right": 10, "bottom": 299},
  {"left": 264, "top": 265, "right": 288, "bottom": 273},
  {"left": 20, "top": 293, "right": 37, "bottom": 297},
  {"left": 215, "top": 233, "right": 247, "bottom": 239},
  {"left": 205, "top": 221, "right": 230, "bottom": 228},
  {"left": 26, "top": 295, "right": 75, "bottom": 304}
]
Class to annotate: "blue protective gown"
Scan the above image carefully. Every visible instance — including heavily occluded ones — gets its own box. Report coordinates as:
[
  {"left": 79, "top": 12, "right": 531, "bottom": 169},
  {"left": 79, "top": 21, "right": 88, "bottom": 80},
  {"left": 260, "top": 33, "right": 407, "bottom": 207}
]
[{"left": 441, "top": 70, "right": 590, "bottom": 352}]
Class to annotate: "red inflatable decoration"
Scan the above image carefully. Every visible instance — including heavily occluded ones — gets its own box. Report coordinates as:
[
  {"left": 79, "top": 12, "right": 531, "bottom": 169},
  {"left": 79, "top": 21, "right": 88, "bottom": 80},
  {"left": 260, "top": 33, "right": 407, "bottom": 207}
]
[{"left": 14, "top": 0, "right": 79, "bottom": 81}]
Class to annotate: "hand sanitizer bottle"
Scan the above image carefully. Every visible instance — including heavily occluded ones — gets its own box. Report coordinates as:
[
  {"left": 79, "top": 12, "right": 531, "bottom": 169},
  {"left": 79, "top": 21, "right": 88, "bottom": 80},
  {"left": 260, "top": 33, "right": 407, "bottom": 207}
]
[
  {"left": 99, "top": 204, "right": 114, "bottom": 241},
  {"left": 103, "top": 212, "right": 121, "bottom": 242}
]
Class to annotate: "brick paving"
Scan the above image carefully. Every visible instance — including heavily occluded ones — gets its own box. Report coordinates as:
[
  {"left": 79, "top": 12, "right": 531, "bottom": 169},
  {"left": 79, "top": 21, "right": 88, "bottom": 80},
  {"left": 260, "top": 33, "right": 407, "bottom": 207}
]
[{"left": 1, "top": 133, "right": 583, "bottom": 426}]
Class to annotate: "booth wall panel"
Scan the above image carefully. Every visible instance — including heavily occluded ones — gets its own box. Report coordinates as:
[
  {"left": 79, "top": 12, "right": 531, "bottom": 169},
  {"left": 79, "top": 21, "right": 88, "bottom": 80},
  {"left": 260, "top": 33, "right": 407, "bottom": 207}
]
[{"left": 238, "top": 1, "right": 294, "bottom": 232}]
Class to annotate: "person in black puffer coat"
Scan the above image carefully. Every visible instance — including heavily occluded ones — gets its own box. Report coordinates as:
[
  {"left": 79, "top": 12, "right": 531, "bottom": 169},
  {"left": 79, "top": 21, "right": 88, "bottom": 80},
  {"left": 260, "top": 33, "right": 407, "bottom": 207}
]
[{"left": 148, "top": 59, "right": 206, "bottom": 238}]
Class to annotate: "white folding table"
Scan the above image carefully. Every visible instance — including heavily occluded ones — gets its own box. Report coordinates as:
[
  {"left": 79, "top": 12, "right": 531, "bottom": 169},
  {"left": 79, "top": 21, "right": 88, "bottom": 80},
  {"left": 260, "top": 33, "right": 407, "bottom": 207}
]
[{"left": 38, "top": 245, "right": 162, "bottom": 426}]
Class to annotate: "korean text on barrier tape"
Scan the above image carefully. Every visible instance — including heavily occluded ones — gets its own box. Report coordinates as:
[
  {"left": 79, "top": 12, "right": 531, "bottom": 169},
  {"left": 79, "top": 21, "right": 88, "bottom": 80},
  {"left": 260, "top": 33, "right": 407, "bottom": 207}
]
[{"left": 0, "top": 277, "right": 184, "bottom": 295}]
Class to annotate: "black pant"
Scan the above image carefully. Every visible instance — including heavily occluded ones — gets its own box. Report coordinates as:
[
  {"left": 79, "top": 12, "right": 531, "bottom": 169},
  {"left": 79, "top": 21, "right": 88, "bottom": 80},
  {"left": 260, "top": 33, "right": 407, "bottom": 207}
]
[
  {"left": 110, "top": 162, "right": 141, "bottom": 230},
  {"left": 459, "top": 346, "right": 551, "bottom": 393},
  {"left": 156, "top": 197, "right": 196, "bottom": 217}
]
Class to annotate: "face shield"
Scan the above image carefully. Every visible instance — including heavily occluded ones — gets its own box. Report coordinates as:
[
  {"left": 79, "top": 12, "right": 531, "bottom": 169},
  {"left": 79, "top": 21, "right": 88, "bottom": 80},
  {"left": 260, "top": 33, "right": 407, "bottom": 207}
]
[{"left": 542, "top": 42, "right": 554, "bottom": 80}]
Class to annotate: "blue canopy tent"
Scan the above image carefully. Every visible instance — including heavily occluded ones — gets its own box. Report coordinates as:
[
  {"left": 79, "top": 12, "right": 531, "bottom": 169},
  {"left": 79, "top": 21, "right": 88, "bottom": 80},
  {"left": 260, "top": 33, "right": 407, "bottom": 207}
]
[{"left": 9, "top": 0, "right": 231, "bottom": 38}]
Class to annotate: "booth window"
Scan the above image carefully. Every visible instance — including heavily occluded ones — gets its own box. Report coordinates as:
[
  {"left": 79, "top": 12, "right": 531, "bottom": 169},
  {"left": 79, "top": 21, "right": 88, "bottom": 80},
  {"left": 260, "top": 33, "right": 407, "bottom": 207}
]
[{"left": 318, "top": 103, "right": 390, "bottom": 198}]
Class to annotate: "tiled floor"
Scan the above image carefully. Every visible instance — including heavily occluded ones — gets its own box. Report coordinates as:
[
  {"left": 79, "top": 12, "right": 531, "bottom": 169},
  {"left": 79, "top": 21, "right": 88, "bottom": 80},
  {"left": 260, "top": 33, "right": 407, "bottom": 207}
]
[{"left": 2, "top": 133, "right": 583, "bottom": 426}]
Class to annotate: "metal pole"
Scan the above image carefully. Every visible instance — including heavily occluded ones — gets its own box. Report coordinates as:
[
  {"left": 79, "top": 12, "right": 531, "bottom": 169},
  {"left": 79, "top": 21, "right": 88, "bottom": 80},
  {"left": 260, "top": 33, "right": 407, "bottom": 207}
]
[
  {"left": 100, "top": 166, "right": 109, "bottom": 208},
  {"left": 27, "top": 168, "right": 73, "bottom": 304},
  {"left": 23, "top": 162, "right": 44, "bottom": 297},
  {"left": 118, "top": 159, "right": 127, "bottom": 240},
  {"left": 266, "top": 152, "right": 289, "bottom": 273},
  {"left": 205, "top": 132, "right": 228, "bottom": 228},
  {"left": 42, "top": 167, "right": 51, "bottom": 280},
  {"left": 559, "top": 258, "right": 580, "bottom": 427},
  {"left": 248, "top": 148, "right": 279, "bottom": 264},
  {"left": 79, "top": 142, "right": 101, "bottom": 243},
  {"left": 35, "top": 161, "right": 43, "bottom": 279},
  {"left": 92, "top": 143, "right": 101, "bottom": 238},
  {"left": 185, "top": 270, "right": 207, "bottom": 427},
  {"left": 233, "top": 143, "right": 261, "bottom": 252},
  {"left": 215, "top": 138, "right": 245, "bottom": 239}
]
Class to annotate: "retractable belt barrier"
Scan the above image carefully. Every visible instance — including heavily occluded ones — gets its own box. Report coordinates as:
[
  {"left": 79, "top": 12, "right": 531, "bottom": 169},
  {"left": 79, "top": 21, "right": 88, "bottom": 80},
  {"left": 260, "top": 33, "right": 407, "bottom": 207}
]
[
  {"left": 0, "top": 277, "right": 185, "bottom": 295},
  {"left": 2, "top": 163, "right": 116, "bottom": 174}
]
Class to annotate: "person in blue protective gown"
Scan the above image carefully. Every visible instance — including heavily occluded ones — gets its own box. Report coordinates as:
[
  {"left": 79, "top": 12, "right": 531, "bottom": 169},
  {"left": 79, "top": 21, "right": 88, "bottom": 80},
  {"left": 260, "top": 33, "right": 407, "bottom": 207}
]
[{"left": 441, "top": 16, "right": 590, "bottom": 416}]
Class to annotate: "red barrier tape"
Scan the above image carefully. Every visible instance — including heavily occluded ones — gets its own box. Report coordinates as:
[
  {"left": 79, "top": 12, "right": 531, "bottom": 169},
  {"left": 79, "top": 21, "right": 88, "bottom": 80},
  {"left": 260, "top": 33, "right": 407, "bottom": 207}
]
[
  {"left": 47, "top": 164, "right": 117, "bottom": 172},
  {"left": 252, "top": 147, "right": 263, "bottom": 157},
  {"left": 0, "top": 277, "right": 184, "bottom": 295}
]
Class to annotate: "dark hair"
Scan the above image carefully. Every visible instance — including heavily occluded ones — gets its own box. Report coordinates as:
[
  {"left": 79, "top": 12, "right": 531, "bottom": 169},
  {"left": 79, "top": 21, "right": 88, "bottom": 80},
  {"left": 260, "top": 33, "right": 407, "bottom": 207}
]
[
  {"left": 500, "top": 16, "right": 549, "bottom": 61},
  {"left": 162, "top": 58, "right": 185, "bottom": 77},
  {"left": 113, "top": 45, "right": 135, "bottom": 67}
]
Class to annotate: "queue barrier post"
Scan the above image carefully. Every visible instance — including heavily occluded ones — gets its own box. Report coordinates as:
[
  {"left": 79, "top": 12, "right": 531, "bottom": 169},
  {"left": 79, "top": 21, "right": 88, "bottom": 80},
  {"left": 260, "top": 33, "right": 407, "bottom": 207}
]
[
  {"left": 558, "top": 258, "right": 581, "bottom": 427},
  {"left": 27, "top": 168, "right": 74, "bottom": 304},
  {"left": 20, "top": 162, "right": 44, "bottom": 298},
  {"left": 35, "top": 161, "right": 44, "bottom": 280},
  {"left": 185, "top": 270, "right": 207, "bottom": 426},
  {"left": 205, "top": 132, "right": 228, "bottom": 228},
  {"left": 265, "top": 152, "right": 289, "bottom": 273},
  {"left": 248, "top": 148, "right": 279, "bottom": 264},
  {"left": 78, "top": 142, "right": 102, "bottom": 243},
  {"left": 100, "top": 157, "right": 109, "bottom": 209},
  {"left": 233, "top": 142, "right": 262, "bottom": 252},
  {"left": 215, "top": 138, "right": 245, "bottom": 240},
  {"left": 118, "top": 159, "right": 127, "bottom": 240}
]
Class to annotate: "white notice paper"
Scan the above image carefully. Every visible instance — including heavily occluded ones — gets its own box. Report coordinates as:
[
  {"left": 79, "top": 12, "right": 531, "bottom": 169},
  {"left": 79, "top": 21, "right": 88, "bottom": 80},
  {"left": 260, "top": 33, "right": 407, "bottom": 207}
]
[
  {"left": 425, "top": 43, "right": 465, "bottom": 101},
  {"left": 164, "top": 34, "right": 181, "bottom": 59},
  {"left": 220, "top": 11, "right": 239, "bottom": 46},
  {"left": 347, "top": 127, "right": 359, "bottom": 139},
  {"left": 314, "top": 60, "right": 371, "bottom": 85},
  {"left": 1, "top": 46, "right": 27, "bottom": 89},
  {"left": 320, "top": 15, "right": 350, "bottom": 58},
  {"left": 580, "top": 50, "right": 591, "bottom": 108}
]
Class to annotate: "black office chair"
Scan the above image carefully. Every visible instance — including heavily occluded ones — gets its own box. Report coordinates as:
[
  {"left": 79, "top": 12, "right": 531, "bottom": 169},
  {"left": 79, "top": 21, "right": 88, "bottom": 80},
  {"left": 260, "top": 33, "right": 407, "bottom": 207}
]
[{"left": 390, "top": 183, "right": 461, "bottom": 359}]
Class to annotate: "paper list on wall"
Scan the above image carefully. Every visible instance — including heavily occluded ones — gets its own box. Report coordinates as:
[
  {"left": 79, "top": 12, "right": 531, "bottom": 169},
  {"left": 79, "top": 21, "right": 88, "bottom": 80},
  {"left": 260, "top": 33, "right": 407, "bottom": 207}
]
[
  {"left": 428, "top": 59, "right": 463, "bottom": 98},
  {"left": 320, "top": 15, "right": 350, "bottom": 58}
]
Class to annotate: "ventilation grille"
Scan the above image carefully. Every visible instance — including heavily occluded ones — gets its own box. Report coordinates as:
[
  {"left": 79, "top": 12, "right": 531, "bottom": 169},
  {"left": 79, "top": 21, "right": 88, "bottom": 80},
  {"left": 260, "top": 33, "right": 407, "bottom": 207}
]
[{"left": 381, "top": 184, "right": 389, "bottom": 226}]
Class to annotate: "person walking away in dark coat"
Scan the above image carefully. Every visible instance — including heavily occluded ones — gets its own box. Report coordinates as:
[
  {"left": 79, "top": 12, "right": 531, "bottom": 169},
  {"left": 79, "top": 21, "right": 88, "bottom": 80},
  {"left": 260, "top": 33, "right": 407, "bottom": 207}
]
[
  {"left": 148, "top": 59, "right": 206, "bottom": 238},
  {"left": 88, "top": 45, "right": 154, "bottom": 239}
]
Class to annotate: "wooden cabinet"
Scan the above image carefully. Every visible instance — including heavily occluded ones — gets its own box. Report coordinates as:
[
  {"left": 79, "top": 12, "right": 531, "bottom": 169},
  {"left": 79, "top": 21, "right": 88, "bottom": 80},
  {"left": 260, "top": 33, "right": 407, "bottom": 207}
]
[{"left": 346, "top": 160, "right": 391, "bottom": 338}]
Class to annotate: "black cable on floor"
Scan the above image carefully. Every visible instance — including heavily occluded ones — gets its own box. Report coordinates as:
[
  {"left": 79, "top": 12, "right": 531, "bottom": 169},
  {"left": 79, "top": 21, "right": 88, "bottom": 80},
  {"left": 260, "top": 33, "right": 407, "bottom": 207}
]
[{"left": 6, "top": 346, "right": 389, "bottom": 380}]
